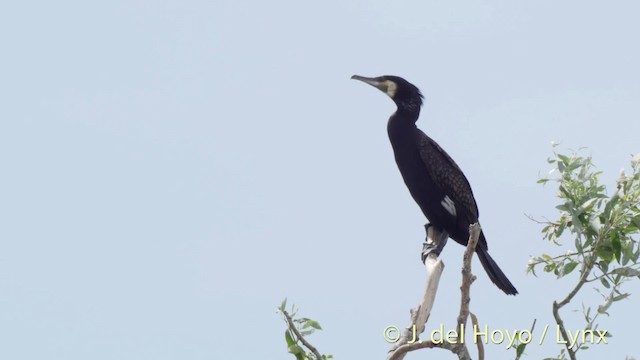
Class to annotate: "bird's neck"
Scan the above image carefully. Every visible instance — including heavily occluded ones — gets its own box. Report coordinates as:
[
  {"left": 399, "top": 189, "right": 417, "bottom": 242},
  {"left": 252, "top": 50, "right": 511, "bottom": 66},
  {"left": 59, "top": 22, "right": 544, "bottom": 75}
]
[
  {"left": 387, "top": 111, "right": 418, "bottom": 146},
  {"left": 387, "top": 106, "right": 420, "bottom": 127},
  {"left": 387, "top": 99, "right": 422, "bottom": 149},
  {"left": 395, "top": 98, "right": 422, "bottom": 119}
]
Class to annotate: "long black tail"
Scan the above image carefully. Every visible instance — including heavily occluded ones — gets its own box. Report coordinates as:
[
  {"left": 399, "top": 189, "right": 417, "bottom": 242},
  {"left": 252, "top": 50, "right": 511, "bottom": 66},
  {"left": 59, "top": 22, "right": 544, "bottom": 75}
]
[{"left": 476, "top": 245, "right": 518, "bottom": 295}]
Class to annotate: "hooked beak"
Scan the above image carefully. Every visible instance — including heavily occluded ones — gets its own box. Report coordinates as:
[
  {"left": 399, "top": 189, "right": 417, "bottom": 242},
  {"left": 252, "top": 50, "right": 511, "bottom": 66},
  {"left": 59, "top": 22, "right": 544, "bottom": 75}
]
[
  {"left": 351, "top": 74, "right": 397, "bottom": 99},
  {"left": 351, "top": 75, "right": 386, "bottom": 91}
]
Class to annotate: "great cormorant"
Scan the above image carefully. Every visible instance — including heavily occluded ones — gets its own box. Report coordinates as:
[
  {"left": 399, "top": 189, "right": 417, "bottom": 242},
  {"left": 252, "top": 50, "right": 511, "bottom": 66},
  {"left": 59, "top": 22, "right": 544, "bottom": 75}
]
[{"left": 352, "top": 74, "right": 518, "bottom": 295}]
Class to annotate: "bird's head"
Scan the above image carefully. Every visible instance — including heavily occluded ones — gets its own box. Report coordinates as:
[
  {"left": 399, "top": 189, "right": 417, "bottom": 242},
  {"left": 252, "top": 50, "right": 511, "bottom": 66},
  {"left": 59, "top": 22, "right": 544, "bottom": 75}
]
[{"left": 351, "top": 75, "right": 423, "bottom": 113}]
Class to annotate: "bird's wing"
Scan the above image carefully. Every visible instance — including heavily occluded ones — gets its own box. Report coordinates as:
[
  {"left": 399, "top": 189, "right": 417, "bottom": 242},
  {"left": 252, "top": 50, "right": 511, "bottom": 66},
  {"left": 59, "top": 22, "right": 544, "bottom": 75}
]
[{"left": 418, "top": 132, "right": 479, "bottom": 220}]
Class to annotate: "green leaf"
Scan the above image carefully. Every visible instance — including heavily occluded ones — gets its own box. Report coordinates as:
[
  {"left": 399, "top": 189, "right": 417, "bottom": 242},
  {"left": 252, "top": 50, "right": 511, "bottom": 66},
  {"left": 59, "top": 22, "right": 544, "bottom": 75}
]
[
  {"left": 583, "top": 234, "right": 594, "bottom": 248},
  {"left": 632, "top": 246, "right": 640, "bottom": 263},
  {"left": 288, "top": 344, "right": 305, "bottom": 355},
  {"left": 600, "top": 277, "right": 610, "bottom": 289},
  {"left": 528, "top": 263, "right": 538, "bottom": 277},
  {"left": 577, "top": 198, "right": 598, "bottom": 215},
  {"left": 303, "top": 319, "right": 322, "bottom": 330},
  {"left": 611, "top": 233, "right": 622, "bottom": 263},
  {"left": 583, "top": 306, "right": 591, "bottom": 322},
  {"left": 589, "top": 217, "right": 602, "bottom": 234},
  {"left": 612, "top": 293, "right": 630, "bottom": 302},
  {"left": 596, "top": 245, "right": 614, "bottom": 262},
  {"left": 544, "top": 263, "right": 556, "bottom": 272},
  {"left": 622, "top": 241, "right": 635, "bottom": 265},
  {"left": 610, "top": 267, "right": 640, "bottom": 277},
  {"left": 285, "top": 330, "right": 295, "bottom": 347},
  {"left": 280, "top": 298, "right": 288, "bottom": 312},
  {"left": 597, "top": 260, "right": 609, "bottom": 273},
  {"left": 556, "top": 221, "right": 567, "bottom": 237},
  {"left": 516, "top": 343, "right": 526, "bottom": 357},
  {"left": 603, "top": 194, "right": 620, "bottom": 220},
  {"left": 558, "top": 160, "right": 566, "bottom": 173},
  {"left": 563, "top": 261, "right": 578, "bottom": 275},
  {"left": 571, "top": 212, "right": 584, "bottom": 233}
]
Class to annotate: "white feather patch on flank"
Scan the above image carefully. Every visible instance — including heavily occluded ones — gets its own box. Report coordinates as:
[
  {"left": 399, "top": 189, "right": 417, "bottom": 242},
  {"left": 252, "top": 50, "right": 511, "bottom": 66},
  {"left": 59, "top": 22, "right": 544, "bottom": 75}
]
[
  {"left": 441, "top": 195, "right": 457, "bottom": 217},
  {"left": 385, "top": 80, "right": 397, "bottom": 98}
]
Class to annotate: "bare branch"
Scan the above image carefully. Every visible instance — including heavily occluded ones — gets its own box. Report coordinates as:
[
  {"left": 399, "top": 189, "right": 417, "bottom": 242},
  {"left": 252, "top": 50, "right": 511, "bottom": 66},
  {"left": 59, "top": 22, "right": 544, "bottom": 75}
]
[
  {"left": 387, "top": 223, "right": 480, "bottom": 360},
  {"left": 386, "top": 225, "right": 446, "bottom": 360},
  {"left": 557, "top": 255, "right": 596, "bottom": 308},
  {"left": 552, "top": 240, "right": 602, "bottom": 360},
  {"left": 552, "top": 301, "right": 576, "bottom": 360},
  {"left": 457, "top": 224, "right": 479, "bottom": 337}
]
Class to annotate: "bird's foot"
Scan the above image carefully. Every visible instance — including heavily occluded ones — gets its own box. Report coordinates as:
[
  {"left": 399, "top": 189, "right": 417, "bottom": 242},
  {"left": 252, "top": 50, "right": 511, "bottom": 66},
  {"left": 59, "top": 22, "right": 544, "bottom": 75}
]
[{"left": 421, "top": 224, "right": 448, "bottom": 263}]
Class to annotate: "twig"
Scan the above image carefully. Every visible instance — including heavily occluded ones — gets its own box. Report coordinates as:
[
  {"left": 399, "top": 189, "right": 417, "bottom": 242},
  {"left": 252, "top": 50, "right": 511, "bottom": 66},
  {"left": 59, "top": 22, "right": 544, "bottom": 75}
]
[
  {"left": 514, "top": 319, "right": 537, "bottom": 360},
  {"left": 282, "top": 309, "right": 323, "bottom": 360},
  {"left": 529, "top": 251, "right": 586, "bottom": 266},
  {"left": 523, "top": 213, "right": 560, "bottom": 226},
  {"left": 470, "top": 312, "right": 484, "bottom": 360},
  {"left": 559, "top": 260, "right": 595, "bottom": 308},
  {"left": 553, "top": 241, "right": 601, "bottom": 360}
]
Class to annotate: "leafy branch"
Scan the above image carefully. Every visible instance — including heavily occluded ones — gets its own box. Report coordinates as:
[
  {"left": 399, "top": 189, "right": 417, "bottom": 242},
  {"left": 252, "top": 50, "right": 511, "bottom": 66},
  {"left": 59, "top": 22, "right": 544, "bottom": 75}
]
[
  {"left": 277, "top": 299, "right": 332, "bottom": 360},
  {"left": 530, "top": 146, "right": 640, "bottom": 359}
]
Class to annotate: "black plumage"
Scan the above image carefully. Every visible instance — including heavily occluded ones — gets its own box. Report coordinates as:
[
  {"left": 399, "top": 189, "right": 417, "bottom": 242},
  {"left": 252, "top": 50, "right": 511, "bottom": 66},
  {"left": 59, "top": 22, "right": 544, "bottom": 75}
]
[{"left": 352, "top": 74, "right": 518, "bottom": 295}]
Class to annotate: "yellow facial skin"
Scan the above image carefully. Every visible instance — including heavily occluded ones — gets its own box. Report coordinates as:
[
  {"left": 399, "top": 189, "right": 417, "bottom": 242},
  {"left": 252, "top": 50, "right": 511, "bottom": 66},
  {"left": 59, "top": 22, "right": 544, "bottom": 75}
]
[{"left": 383, "top": 80, "right": 397, "bottom": 98}]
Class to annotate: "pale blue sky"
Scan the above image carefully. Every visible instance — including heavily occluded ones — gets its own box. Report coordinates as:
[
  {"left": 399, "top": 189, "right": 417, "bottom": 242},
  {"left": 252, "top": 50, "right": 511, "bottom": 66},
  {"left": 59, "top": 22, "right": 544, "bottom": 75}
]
[{"left": 1, "top": 1, "right": 639, "bottom": 359}]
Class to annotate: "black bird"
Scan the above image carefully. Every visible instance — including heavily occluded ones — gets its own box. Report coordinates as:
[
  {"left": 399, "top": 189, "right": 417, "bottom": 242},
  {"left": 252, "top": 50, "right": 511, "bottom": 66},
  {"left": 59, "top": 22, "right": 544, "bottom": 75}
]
[{"left": 352, "top": 75, "right": 518, "bottom": 295}]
